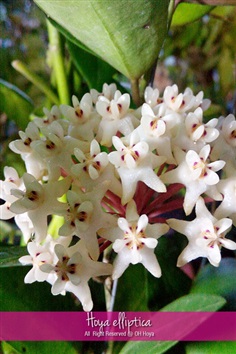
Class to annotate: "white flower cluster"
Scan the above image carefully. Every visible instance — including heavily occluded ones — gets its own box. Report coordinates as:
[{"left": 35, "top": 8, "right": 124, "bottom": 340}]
[{"left": 1, "top": 83, "right": 236, "bottom": 311}]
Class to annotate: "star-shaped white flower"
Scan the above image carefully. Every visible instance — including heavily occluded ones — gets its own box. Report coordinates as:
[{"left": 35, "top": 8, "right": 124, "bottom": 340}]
[
  {"left": 9, "top": 121, "right": 46, "bottom": 179},
  {"left": 31, "top": 121, "right": 89, "bottom": 180},
  {"left": 214, "top": 164, "right": 236, "bottom": 225},
  {"left": 173, "top": 107, "right": 219, "bottom": 153},
  {"left": 99, "top": 200, "right": 169, "bottom": 279},
  {"left": 10, "top": 174, "right": 71, "bottom": 242},
  {"left": 163, "top": 84, "right": 195, "bottom": 113},
  {"left": 40, "top": 240, "right": 113, "bottom": 311},
  {"left": 60, "top": 93, "right": 100, "bottom": 141},
  {"left": 185, "top": 107, "right": 219, "bottom": 143},
  {"left": 168, "top": 197, "right": 236, "bottom": 267},
  {"left": 135, "top": 103, "right": 176, "bottom": 163},
  {"left": 90, "top": 82, "right": 117, "bottom": 104},
  {"left": 71, "top": 139, "right": 122, "bottom": 196},
  {"left": 144, "top": 86, "right": 162, "bottom": 107},
  {"left": 34, "top": 105, "right": 69, "bottom": 133},
  {"left": 58, "top": 184, "right": 117, "bottom": 260},
  {"left": 73, "top": 139, "right": 109, "bottom": 179},
  {"left": 0, "top": 167, "right": 35, "bottom": 240},
  {"left": 0, "top": 167, "right": 23, "bottom": 220},
  {"left": 211, "top": 114, "right": 236, "bottom": 167},
  {"left": 95, "top": 90, "right": 138, "bottom": 146},
  {"left": 161, "top": 145, "right": 225, "bottom": 215},
  {"left": 19, "top": 241, "right": 53, "bottom": 283},
  {"left": 108, "top": 131, "right": 166, "bottom": 205}
]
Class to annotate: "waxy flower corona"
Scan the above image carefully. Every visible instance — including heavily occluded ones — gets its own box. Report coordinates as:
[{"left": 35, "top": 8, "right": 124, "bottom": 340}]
[{"left": 1, "top": 83, "right": 236, "bottom": 311}]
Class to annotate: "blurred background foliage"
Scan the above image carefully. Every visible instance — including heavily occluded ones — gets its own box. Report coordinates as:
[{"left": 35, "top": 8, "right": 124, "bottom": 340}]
[
  {"left": 0, "top": 0, "right": 47, "bottom": 104},
  {"left": 163, "top": 5, "right": 236, "bottom": 113},
  {"left": 0, "top": 0, "right": 47, "bottom": 183},
  {"left": 1, "top": 1, "right": 236, "bottom": 353},
  {"left": 1, "top": 2, "right": 236, "bottom": 173},
  {"left": 1, "top": 2, "right": 236, "bottom": 179}
]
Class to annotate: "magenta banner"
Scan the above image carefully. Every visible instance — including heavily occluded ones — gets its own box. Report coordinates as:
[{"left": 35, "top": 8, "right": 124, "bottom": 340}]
[{"left": 0, "top": 311, "right": 236, "bottom": 341}]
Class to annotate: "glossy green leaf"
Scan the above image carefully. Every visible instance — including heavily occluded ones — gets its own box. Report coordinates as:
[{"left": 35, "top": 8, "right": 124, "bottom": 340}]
[
  {"left": 160, "top": 293, "right": 226, "bottom": 312},
  {"left": 0, "top": 245, "right": 27, "bottom": 267},
  {"left": 66, "top": 39, "right": 116, "bottom": 90},
  {"left": 113, "top": 263, "right": 149, "bottom": 311},
  {"left": 0, "top": 79, "right": 34, "bottom": 129},
  {"left": 186, "top": 341, "right": 236, "bottom": 354},
  {"left": 147, "top": 234, "right": 191, "bottom": 311},
  {"left": 0, "top": 265, "right": 106, "bottom": 353},
  {"left": 1, "top": 341, "right": 79, "bottom": 354},
  {"left": 0, "top": 266, "right": 80, "bottom": 311},
  {"left": 191, "top": 258, "right": 236, "bottom": 310},
  {"left": 119, "top": 341, "right": 178, "bottom": 354},
  {"left": 34, "top": 0, "right": 169, "bottom": 79},
  {"left": 171, "top": 3, "right": 213, "bottom": 26},
  {"left": 48, "top": 17, "right": 97, "bottom": 57},
  {"left": 120, "top": 293, "right": 225, "bottom": 354},
  {"left": 1, "top": 342, "right": 20, "bottom": 354}
]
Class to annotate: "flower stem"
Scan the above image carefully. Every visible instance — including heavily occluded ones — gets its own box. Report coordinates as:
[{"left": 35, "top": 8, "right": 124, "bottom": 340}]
[
  {"left": 148, "top": 197, "right": 184, "bottom": 219},
  {"left": 131, "top": 78, "right": 142, "bottom": 107},
  {"left": 144, "top": 183, "right": 184, "bottom": 214},
  {"left": 168, "top": 0, "right": 177, "bottom": 29},
  {"left": 47, "top": 20, "right": 70, "bottom": 105},
  {"left": 12, "top": 60, "right": 60, "bottom": 105}
]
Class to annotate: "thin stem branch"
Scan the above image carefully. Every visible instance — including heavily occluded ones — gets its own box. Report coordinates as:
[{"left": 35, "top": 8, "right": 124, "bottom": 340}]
[
  {"left": 168, "top": 0, "right": 177, "bottom": 29},
  {"left": 47, "top": 20, "right": 70, "bottom": 105},
  {"left": 148, "top": 197, "right": 184, "bottom": 218},
  {"left": 144, "top": 183, "right": 184, "bottom": 214},
  {"left": 12, "top": 60, "right": 60, "bottom": 105},
  {"left": 131, "top": 78, "right": 142, "bottom": 107}
]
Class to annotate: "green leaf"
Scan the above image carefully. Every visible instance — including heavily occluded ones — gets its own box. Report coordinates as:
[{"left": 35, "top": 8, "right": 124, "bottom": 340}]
[
  {"left": 120, "top": 293, "right": 226, "bottom": 354},
  {"left": 191, "top": 258, "right": 236, "bottom": 310},
  {"left": 2, "top": 341, "right": 79, "bottom": 354},
  {"left": 113, "top": 264, "right": 149, "bottom": 311},
  {"left": 160, "top": 293, "right": 226, "bottom": 312},
  {"left": 34, "top": 0, "right": 169, "bottom": 79},
  {"left": 147, "top": 235, "right": 191, "bottom": 311},
  {"left": 1, "top": 342, "right": 21, "bottom": 354},
  {"left": 0, "top": 267, "right": 106, "bottom": 353},
  {"left": 119, "top": 341, "right": 178, "bottom": 354},
  {"left": 66, "top": 39, "right": 116, "bottom": 90},
  {"left": 0, "top": 266, "right": 80, "bottom": 311},
  {"left": 0, "top": 244, "right": 27, "bottom": 268},
  {"left": 48, "top": 17, "right": 97, "bottom": 57},
  {"left": 0, "top": 78, "right": 34, "bottom": 129},
  {"left": 186, "top": 341, "right": 236, "bottom": 354},
  {"left": 171, "top": 3, "right": 214, "bottom": 26}
]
